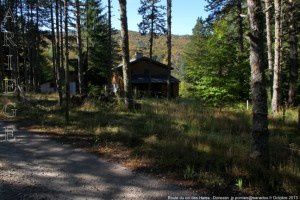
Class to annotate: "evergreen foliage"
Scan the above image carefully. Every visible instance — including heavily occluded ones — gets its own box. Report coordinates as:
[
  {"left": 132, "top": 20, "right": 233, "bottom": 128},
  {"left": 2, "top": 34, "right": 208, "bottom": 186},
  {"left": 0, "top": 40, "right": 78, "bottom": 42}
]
[
  {"left": 138, "top": 0, "right": 166, "bottom": 36},
  {"left": 138, "top": 0, "right": 166, "bottom": 58},
  {"left": 85, "top": 0, "right": 113, "bottom": 86}
]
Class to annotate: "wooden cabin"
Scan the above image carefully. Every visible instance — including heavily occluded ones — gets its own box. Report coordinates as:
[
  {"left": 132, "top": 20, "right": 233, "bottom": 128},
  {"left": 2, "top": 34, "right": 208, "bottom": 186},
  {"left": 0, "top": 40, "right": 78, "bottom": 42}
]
[{"left": 112, "top": 53, "right": 180, "bottom": 98}]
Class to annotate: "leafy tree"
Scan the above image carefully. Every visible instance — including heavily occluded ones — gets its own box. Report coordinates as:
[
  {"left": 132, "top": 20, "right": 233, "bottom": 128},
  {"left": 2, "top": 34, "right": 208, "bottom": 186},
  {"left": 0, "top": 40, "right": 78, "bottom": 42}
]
[
  {"left": 206, "top": 0, "right": 245, "bottom": 52},
  {"left": 184, "top": 18, "right": 250, "bottom": 106},
  {"left": 138, "top": 0, "right": 166, "bottom": 59}
]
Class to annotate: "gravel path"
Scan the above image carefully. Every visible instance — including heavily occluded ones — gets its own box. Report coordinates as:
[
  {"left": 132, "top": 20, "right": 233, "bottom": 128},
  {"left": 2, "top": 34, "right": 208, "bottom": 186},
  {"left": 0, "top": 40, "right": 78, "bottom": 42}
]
[{"left": 0, "top": 121, "right": 197, "bottom": 199}]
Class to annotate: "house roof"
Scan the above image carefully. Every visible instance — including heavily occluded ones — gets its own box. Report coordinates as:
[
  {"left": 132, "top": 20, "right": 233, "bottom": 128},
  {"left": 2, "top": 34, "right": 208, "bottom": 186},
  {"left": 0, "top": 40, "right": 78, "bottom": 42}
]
[
  {"left": 132, "top": 75, "right": 180, "bottom": 84},
  {"left": 113, "top": 57, "right": 174, "bottom": 71}
]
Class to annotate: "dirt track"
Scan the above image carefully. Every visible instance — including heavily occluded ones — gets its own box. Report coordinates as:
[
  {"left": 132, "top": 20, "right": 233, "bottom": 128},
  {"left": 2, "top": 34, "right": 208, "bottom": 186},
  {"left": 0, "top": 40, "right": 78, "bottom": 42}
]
[{"left": 0, "top": 121, "right": 197, "bottom": 199}]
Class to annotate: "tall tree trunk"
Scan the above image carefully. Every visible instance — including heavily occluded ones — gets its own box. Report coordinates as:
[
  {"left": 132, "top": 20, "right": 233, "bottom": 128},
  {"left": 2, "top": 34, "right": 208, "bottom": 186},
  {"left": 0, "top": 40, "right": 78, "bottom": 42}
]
[
  {"left": 20, "top": 0, "right": 27, "bottom": 88},
  {"left": 13, "top": 1, "right": 19, "bottom": 88},
  {"left": 149, "top": 1, "right": 155, "bottom": 59},
  {"left": 26, "top": 3, "right": 30, "bottom": 88},
  {"left": 64, "top": 0, "right": 70, "bottom": 123},
  {"left": 287, "top": 0, "right": 298, "bottom": 107},
  {"left": 108, "top": 0, "right": 112, "bottom": 83},
  {"left": 271, "top": 0, "right": 282, "bottom": 113},
  {"left": 166, "top": 0, "right": 172, "bottom": 99},
  {"left": 265, "top": 0, "right": 273, "bottom": 71},
  {"left": 55, "top": 0, "right": 63, "bottom": 106},
  {"left": 85, "top": 3, "right": 89, "bottom": 78},
  {"left": 60, "top": 0, "right": 64, "bottom": 75},
  {"left": 75, "top": 0, "right": 83, "bottom": 95},
  {"left": 247, "top": 0, "right": 269, "bottom": 161},
  {"left": 35, "top": 0, "right": 40, "bottom": 90},
  {"left": 50, "top": 0, "right": 57, "bottom": 89},
  {"left": 237, "top": 0, "right": 244, "bottom": 52},
  {"left": 118, "top": 0, "right": 133, "bottom": 110},
  {"left": 0, "top": 1, "right": 4, "bottom": 92},
  {"left": 29, "top": 4, "right": 34, "bottom": 88}
]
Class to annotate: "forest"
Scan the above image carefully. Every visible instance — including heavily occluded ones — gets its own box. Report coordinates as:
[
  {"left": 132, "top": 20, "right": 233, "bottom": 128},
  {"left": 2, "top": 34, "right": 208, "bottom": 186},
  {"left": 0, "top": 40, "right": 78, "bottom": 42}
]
[{"left": 0, "top": 0, "right": 299, "bottom": 198}]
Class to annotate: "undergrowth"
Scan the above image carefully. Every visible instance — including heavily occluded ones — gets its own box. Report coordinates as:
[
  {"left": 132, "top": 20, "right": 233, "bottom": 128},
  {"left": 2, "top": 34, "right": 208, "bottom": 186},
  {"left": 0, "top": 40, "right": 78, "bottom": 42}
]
[{"left": 13, "top": 94, "right": 300, "bottom": 195}]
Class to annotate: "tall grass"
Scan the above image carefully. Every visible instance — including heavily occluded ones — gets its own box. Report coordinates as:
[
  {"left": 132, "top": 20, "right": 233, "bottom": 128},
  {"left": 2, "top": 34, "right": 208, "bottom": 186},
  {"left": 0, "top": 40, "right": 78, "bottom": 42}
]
[{"left": 16, "top": 94, "right": 299, "bottom": 195}]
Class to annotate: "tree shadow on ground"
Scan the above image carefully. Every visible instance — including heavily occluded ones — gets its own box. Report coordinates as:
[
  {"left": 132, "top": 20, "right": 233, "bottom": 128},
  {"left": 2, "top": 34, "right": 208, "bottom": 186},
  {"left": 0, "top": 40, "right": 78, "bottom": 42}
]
[
  {"left": 0, "top": 128, "right": 193, "bottom": 199},
  {"left": 15, "top": 97, "right": 300, "bottom": 195}
]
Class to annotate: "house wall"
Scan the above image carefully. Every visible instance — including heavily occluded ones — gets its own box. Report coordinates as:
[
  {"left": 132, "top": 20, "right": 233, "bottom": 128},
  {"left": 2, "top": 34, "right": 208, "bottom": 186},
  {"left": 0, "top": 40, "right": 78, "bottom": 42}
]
[
  {"left": 161, "top": 83, "right": 179, "bottom": 97},
  {"left": 173, "top": 83, "right": 179, "bottom": 97},
  {"left": 112, "top": 60, "right": 179, "bottom": 97}
]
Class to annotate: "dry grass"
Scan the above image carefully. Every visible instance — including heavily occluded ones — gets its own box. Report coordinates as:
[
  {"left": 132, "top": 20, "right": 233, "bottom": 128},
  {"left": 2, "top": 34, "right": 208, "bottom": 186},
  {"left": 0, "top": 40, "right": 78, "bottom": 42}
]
[{"left": 9, "top": 93, "right": 300, "bottom": 195}]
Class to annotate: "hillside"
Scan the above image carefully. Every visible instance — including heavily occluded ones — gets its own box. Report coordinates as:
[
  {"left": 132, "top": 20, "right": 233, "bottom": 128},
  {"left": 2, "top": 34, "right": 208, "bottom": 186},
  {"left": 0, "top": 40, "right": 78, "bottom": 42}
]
[{"left": 42, "top": 30, "right": 190, "bottom": 80}]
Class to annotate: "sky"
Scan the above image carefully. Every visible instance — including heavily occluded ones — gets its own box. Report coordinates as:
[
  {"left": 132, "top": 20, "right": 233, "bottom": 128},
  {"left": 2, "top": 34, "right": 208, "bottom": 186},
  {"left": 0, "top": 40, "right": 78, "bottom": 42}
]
[{"left": 110, "top": 0, "right": 209, "bottom": 35}]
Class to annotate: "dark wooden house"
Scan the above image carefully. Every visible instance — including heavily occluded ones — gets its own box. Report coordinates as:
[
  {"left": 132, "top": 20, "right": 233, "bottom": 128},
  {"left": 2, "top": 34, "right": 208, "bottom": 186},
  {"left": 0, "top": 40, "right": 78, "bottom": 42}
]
[{"left": 112, "top": 53, "right": 180, "bottom": 98}]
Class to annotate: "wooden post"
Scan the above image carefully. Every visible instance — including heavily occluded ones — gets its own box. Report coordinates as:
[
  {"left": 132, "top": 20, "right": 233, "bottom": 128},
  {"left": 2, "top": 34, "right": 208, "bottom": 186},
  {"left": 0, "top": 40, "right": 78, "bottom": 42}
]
[{"left": 247, "top": 100, "right": 249, "bottom": 110}]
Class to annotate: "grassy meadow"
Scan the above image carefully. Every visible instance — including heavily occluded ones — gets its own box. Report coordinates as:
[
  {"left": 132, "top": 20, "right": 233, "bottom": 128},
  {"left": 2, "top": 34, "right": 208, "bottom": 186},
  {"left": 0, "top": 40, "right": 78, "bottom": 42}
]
[{"left": 2, "top": 93, "right": 299, "bottom": 195}]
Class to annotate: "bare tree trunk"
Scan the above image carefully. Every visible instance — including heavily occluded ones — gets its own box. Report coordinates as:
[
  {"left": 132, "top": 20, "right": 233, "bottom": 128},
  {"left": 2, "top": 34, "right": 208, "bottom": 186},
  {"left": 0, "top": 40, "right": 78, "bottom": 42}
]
[
  {"left": 287, "top": 0, "right": 298, "bottom": 107},
  {"left": 50, "top": 0, "right": 56, "bottom": 88},
  {"left": 118, "top": 0, "right": 133, "bottom": 110},
  {"left": 265, "top": 0, "right": 273, "bottom": 71},
  {"left": 237, "top": 0, "right": 244, "bottom": 52},
  {"left": 35, "top": 0, "right": 41, "bottom": 90},
  {"left": 26, "top": 3, "right": 30, "bottom": 88},
  {"left": 247, "top": 0, "right": 269, "bottom": 161},
  {"left": 166, "top": 0, "right": 172, "bottom": 99},
  {"left": 64, "top": 0, "right": 70, "bottom": 123},
  {"left": 108, "top": 0, "right": 112, "bottom": 83},
  {"left": 149, "top": 1, "right": 155, "bottom": 59},
  {"left": 60, "top": 0, "right": 64, "bottom": 75},
  {"left": 0, "top": 1, "right": 3, "bottom": 92},
  {"left": 75, "top": 0, "right": 83, "bottom": 95},
  {"left": 20, "top": 0, "right": 27, "bottom": 88},
  {"left": 55, "top": 0, "right": 63, "bottom": 106},
  {"left": 30, "top": 5, "right": 35, "bottom": 88},
  {"left": 85, "top": 3, "right": 89, "bottom": 85},
  {"left": 271, "top": 0, "right": 282, "bottom": 113}
]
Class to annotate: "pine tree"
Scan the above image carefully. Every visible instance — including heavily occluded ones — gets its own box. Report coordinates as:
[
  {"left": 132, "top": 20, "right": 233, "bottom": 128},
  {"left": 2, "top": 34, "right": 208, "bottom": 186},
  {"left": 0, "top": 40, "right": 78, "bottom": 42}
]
[
  {"left": 50, "top": 0, "right": 56, "bottom": 89},
  {"left": 0, "top": 0, "right": 4, "bottom": 92},
  {"left": 138, "top": 0, "right": 166, "bottom": 59},
  {"left": 55, "top": 0, "right": 63, "bottom": 106},
  {"left": 265, "top": 0, "right": 273, "bottom": 71},
  {"left": 64, "top": 0, "right": 70, "bottom": 123},
  {"left": 107, "top": 0, "right": 112, "bottom": 80},
  {"left": 247, "top": 0, "right": 269, "bottom": 161},
  {"left": 85, "top": 0, "right": 112, "bottom": 86},
  {"left": 166, "top": 0, "right": 172, "bottom": 98},
  {"left": 287, "top": 0, "right": 298, "bottom": 107},
  {"left": 272, "top": 0, "right": 283, "bottom": 113},
  {"left": 75, "top": 0, "right": 84, "bottom": 95},
  {"left": 119, "top": 0, "right": 133, "bottom": 109}
]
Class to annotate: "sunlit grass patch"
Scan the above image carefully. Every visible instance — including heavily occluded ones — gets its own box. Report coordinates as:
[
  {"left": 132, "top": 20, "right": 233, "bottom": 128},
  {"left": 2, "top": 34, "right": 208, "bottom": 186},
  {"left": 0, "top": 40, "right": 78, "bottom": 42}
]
[{"left": 16, "top": 94, "right": 300, "bottom": 195}]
